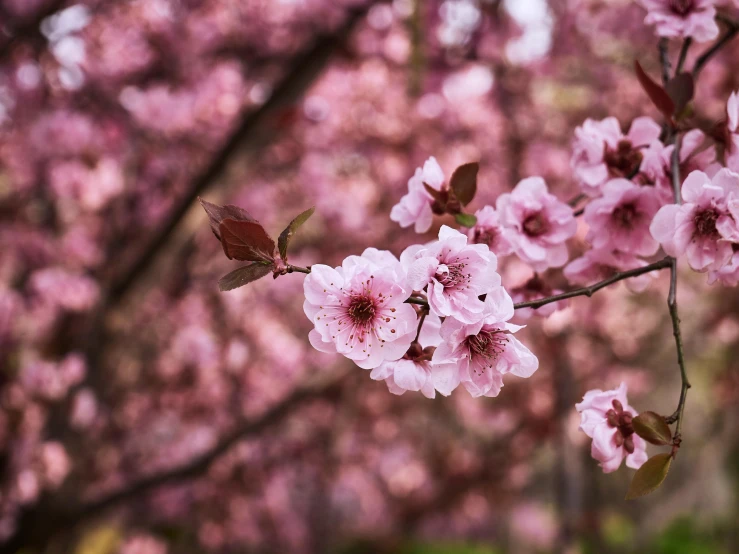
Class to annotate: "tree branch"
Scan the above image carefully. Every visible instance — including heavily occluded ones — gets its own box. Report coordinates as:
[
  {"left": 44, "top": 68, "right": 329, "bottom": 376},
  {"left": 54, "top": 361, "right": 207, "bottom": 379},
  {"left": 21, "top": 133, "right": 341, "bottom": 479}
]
[
  {"left": 664, "top": 134, "right": 690, "bottom": 433},
  {"left": 512, "top": 258, "right": 672, "bottom": 310},
  {"left": 3, "top": 374, "right": 345, "bottom": 551},
  {"left": 105, "top": 5, "right": 372, "bottom": 306},
  {"left": 692, "top": 14, "right": 739, "bottom": 78}
]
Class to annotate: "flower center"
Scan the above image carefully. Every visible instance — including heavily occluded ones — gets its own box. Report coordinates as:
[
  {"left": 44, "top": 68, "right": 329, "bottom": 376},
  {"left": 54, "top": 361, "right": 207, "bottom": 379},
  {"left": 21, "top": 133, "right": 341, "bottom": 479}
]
[
  {"left": 604, "top": 140, "right": 643, "bottom": 178},
  {"left": 466, "top": 329, "right": 510, "bottom": 362},
  {"left": 522, "top": 212, "right": 549, "bottom": 237},
  {"left": 347, "top": 294, "right": 377, "bottom": 324},
  {"left": 612, "top": 202, "right": 640, "bottom": 228},
  {"left": 473, "top": 227, "right": 497, "bottom": 247},
  {"left": 669, "top": 0, "right": 694, "bottom": 15},
  {"left": 693, "top": 207, "right": 720, "bottom": 239},
  {"left": 435, "top": 262, "right": 469, "bottom": 288},
  {"left": 606, "top": 399, "right": 636, "bottom": 453}
]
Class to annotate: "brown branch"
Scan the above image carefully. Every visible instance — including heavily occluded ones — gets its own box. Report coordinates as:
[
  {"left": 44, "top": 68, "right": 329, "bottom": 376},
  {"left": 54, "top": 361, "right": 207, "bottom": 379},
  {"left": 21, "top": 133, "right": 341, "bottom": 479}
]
[
  {"left": 104, "top": 5, "right": 372, "bottom": 306},
  {"left": 692, "top": 14, "right": 739, "bottom": 78},
  {"left": 0, "top": 0, "right": 67, "bottom": 62},
  {"left": 3, "top": 374, "right": 345, "bottom": 551},
  {"left": 512, "top": 258, "right": 672, "bottom": 310},
  {"left": 664, "top": 134, "right": 690, "bottom": 434}
]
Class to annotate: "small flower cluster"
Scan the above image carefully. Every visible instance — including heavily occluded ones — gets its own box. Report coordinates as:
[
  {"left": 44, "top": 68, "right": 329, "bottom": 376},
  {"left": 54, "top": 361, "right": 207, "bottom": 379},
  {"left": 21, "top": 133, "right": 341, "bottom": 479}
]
[{"left": 304, "top": 226, "right": 539, "bottom": 399}]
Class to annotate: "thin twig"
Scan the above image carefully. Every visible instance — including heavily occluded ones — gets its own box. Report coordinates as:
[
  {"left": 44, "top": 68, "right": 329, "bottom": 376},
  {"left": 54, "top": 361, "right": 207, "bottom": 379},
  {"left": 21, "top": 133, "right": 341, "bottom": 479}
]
[
  {"left": 664, "top": 133, "right": 691, "bottom": 435},
  {"left": 658, "top": 38, "right": 671, "bottom": 86},
  {"left": 675, "top": 38, "right": 692, "bottom": 75},
  {"left": 414, "top": 310, "right": 428, "bottom": 342},
  {"left": 692, "top": 15, "right": 739, "bottom": 78},
  {"left": 514, "top": 258, "right": 672, "bottom": 310}
]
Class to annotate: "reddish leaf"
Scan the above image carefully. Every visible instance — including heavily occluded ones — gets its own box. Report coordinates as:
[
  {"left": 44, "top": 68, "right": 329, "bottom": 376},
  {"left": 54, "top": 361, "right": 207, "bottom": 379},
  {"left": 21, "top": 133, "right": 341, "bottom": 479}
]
[
  {"left": 278, "top": 207, "right": 315, "bottom": 262},
  {"left": 634, "top": 60, "right": 675, "bottom": 119},
  {"left": 199, "top": 197, "right": 256, "bottom": 240},
  {"left": 626, "top": 453, "right": 672, "bottom": 500},
  {"left": 633, "top": 411, "right": 673, "bottom": 446},
  {"left": 218, "top": 263, "right": 273, "bottom": 291},
  {"left": 665, "top": 73, "right": 695, "bottom": 116},
  {"left": 423, "top": 183, "right": 444, "bottom": 203},
  {"left": 449, "top": 162, "right": 479, "bottom": 206},
  {"left": 218, "top": 219, "right": 276, "bottom": 263}
]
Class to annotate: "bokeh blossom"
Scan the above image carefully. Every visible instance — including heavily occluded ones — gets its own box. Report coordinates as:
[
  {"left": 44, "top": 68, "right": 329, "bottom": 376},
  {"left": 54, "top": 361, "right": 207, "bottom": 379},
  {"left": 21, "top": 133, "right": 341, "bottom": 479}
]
[
  {"left": 467, "top": 205, "right": 514, "bottom": 256},
  {"left": 576, "top": 383, "right": 648, "bottom": 473},
  {"left": 402, "top": 226, "right": 500, "bottom": 323},
  {"left": 497, "top": 177, "right": 577, "bottom": 271},
  {"left": 726, "top": 91, "right": 739, "bottom": 172},
  {"left": 583, "top": 179, "right": 662, "bottom": 256},
  {"left": 564, "top": 249, "right": 655, "bottom": 292},
  {"left": 304, "top": 248, "right": 417, "bottom": 369},
  {"left": 638, "top": 0, "right": 720, "bottom": 42},
  {"left": 571, "top": 117, "right": 661, "bottom": 196},
  {"left": 650, "top": 169, "right": 739, "bottom": 271},
  {"left": 432, "top": 287, "right": 539, "bottom": 398},
  {"left": 390, "top": 156, "right": 445, "bottom": 233}
]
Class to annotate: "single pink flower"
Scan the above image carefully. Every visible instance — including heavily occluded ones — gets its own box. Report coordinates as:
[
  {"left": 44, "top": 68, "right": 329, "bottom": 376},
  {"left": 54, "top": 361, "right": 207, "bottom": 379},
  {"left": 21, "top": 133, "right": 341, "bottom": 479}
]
[
  {"left": 496, "top": 177, "right": 577, "bottom": 271},
  {"left": 638, "top": 0, "right": 719, "bottom": 42},
  {"left": 583, "top": 179, "right": 662, "bottom": 257},
  {"left": 370, "top": 313, "right": 459, "bottom": 398},
  {"left": 564, "top": 248, "right": 655, "bottom": 292},
  {"left": 432, "top": 287, "right": 539, "bottom": 398},
  {"left": 576, "top": 382, "right": 648, "bottom": 473},
  {"left": 708, "top": 245, "right": 739, "bottom": 286},
  {"left": 725, "top": 91, "right": 739, "bottom": 173},
  {"left": 390, "top": 156, "right": 445, "bottom": 233},
  {"left": 650, "top": 169, "right": 739, "bottom": 271},
  {"left": 639, "top": 129, "right": 718, "bottom": 198},
  {"left": 467, "top": 205, "right": 514, "bottom": 256},
  {"left": 304, "top": 248, "right": 418, "bottom": 369},
  {"left": 402, "top": 225, "right": 501, "bottom": 323},
  {"left": 509, "top": 274, "right": 568, "bottom": 320},
  {"left": 571, "top": 117, "right": 661, "bottom": 196}
]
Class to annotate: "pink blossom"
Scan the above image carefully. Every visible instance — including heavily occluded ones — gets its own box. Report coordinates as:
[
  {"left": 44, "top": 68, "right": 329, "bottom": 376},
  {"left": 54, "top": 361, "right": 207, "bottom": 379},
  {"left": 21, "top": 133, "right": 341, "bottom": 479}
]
[
  {"left": 639, "top": 129, "right": 718, "bottom": 197},
  {"left": 509, "top": 275, "right": 568, "bottom": 320},
  {"left": 369, "top": 314, "right": 458, "bottom": 398},
  {"left": 28, "top": 268, "right": 99, "bottom": 312},
  {"left": 564, "top": 249, "right": 655, "bottom": 292},
  {"left": 467, "top": 205, "right": 514, "bottom": 256},
  {"left": 571, "top": 117, "right": 661, "bottom": 196},
  {"left": 402, "top": 225, "right": 500, "bottom": 323},
  {"left": 575, "top": 382, "right": 648, "bottom": 473},
  {"left": 432, "top": 287, "right": 539, "bottom": 397},
  {"left": 39, "top": 442, "right": 71, "bottom": 489},
  {"left": 638, "top": 0, "right": 719, "bottom": 42},
  {"left": 725, "top": 91, "right": 739, "bottom": 172},
  {"left": 650, "top": 169, "right": 739, "bottom": 271},
  {"left": 304, "top": 248, "right": 417, "bottom": 369},
  {"left": 496, "top": 177, "right": 577, "bottom": 271},
  {"left": 583, "top": 179, "right": 662, "bottom": 256},
  {"left": 708, "top": 246, "right": 739, "bottom": 286},
  {"left": 390, "top": 156, "right": 445, "bottom": 233}
]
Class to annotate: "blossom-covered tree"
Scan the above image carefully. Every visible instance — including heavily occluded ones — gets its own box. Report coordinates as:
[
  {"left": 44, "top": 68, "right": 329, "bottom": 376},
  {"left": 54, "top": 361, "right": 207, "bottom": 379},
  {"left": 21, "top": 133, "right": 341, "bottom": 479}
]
[{"left": 2, "top": 1, "right": 739, "bottom": 553}]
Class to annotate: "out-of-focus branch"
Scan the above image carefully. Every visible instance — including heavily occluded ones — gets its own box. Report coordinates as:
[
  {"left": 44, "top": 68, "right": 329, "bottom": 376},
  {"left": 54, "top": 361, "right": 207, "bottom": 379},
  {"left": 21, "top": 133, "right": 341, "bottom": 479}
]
[
  {"left": 3, "top": 373, "right": 345, "bottom": 551},
  {"left": 692, "top": 14, "right": 739, "bottom": 78},
  {"left": 512, "top": 258, "right": 672, "bottom": 310},
  {"left": 105, "top": 5, "right": 373, "bottom": 306},
  {"left": 0, "top": 0, "right": 66, "bottom": 62}
]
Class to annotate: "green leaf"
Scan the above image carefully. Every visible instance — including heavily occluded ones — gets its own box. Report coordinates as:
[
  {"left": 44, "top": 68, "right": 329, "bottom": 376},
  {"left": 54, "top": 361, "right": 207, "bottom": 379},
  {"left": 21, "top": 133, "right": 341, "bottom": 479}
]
[
  {"left": 449, "top": 162, "right": 479, "bottom": 206},
  {"left": 278, "top": 207, "right": 315, "bottom": 262},
  {"left": 633, "top": 411, "right": 673, "bottom": 446},
  {"left": 625, "top": 453, "right": 672, "bottom": 500},
  {"left": 218, "top": 263, "right": 273, "bottom": 291},
  {"left": 454, "top": 212, "right": 477, "bottom": 227}
]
